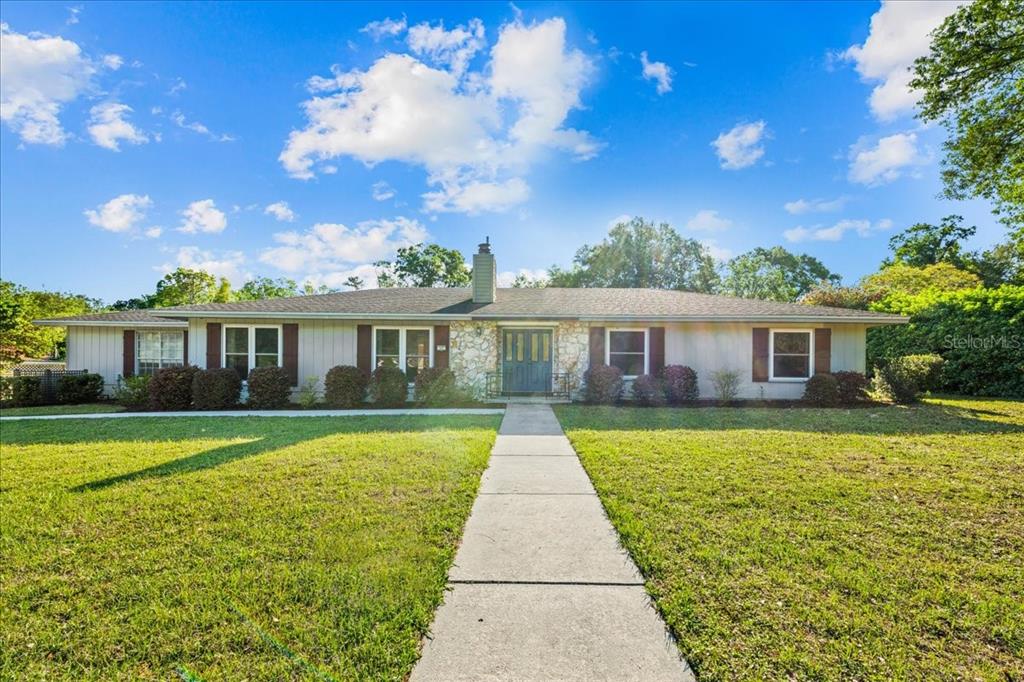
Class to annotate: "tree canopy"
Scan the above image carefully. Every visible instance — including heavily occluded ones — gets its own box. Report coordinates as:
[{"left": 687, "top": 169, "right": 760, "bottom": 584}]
[
  {"left": 721, "top": 246, "right": 840, "bottom": 302},
  {"left": 886, "top": 215, "right": 976, "bottom": 268},
  {"left": 234, "top": 277, "right": 300, "bottom": 301},
  {"left": 375, "top": 243, "right": 471, "bottom": 288},
  {"left": 0, "top": 281, "right": 99, "bottom": 362},
  {"left": 862, "top": 262, "right": 982, "bottom": 297},
  {"left": 152, "top": 268, "right": 233, "bottom": 307}
]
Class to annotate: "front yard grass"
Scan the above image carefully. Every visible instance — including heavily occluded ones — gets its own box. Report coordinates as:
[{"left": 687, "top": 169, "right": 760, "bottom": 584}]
[
  {"left": 0, "top": 414, "right": 500, "bottom": 680},
  {"left": 555, "top": 397, "right": 1024, "bottom": 681},
  {"left": 0, "top": 402, "right": 124, "bottom": 417}
]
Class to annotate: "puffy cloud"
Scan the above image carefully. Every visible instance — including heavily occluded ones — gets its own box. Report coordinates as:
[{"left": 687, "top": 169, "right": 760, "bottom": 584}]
[
  {"left": 372, "top": 181, "right": 396, "bottom": 201},
  {"left": 712, "top": 121, "right": 767, "bottom": 170},
  {"left": 497, "top": 268, "right": 548, "bottom": 287},
  {"left": 700, "top": 239, "right": 733, "bottom": 262},
  {"left": 685, "top": 209, "right": 732, "bottom": 232},
  {"left": 258, "top": 217, "right": 428, "bottom": 275},
  {"left": 144, "top": 226, "right": 162, "bottom": 239},
  {"left": 303, "top": 262, "right": 382, "bottom": 290},
  {"left": 280, "top": 17, "right": 598, "bottom": 214},
  {"left": 360, "top": 16, "right": 407, "bottom": 40},
  {"left": 783, "top": 196, "right": 849, "bottom": 215},
  {"left": 783, "top": 218, "right": 893, "bottom": 243},
  {"left": 87, "top": 102, "right": 148, "bottom": 151},
  {"left": 264, "top": 201, "right": 296, "bottom": 222},
  {"left": 0, "top": 23, "right": 96, "bottom": 145},
  {"left": 84, "top": 193, "right": 152, "bottom": 233},
  {"left": 842, "top": 1, "right": 964, "bottom": 120},
  {"left": 640, "top": 51, "right": 672, "bottom": 94},
  {"left": 162, "top": 246, "right": 248, "bottom": 285},
  {"left": 102, "top": 54, "right": 123, "bottom": 70},
  {"left": 179, "top": 199, "right": 228, "bottom": 234},
  {"left": 848, "top": 132, "right": 926, "bottom": 185}
]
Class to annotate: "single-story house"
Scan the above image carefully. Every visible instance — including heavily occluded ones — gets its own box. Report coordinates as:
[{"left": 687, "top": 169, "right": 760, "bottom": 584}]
[{"left": 36, "top": 242, "right": 908, "bottom": 400}]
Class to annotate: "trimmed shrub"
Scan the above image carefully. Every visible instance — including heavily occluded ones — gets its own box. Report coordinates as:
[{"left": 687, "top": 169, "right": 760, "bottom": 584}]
[
  {"left": 57, "top": 373, "right": 104, "bottom": 404},
  {"left": 802, "top": 373, "right": 840, "bottom": 407},
  {"left": 583, "top": 365, "right": 624, "bottom": 405},
  {"left": 833, "top": 371, "right": 869, "bottom": 405},
  {"left": 324, "top": 365, "right": 369, "bottom": 408},
  {"left": 414, "top": 367, "right": 466, "bottom": 406},
  {"left": 895, "top": 353, "right": 945, "bottom": 392},
  {"left": 871, "top": 364, "right": 918, "bottom": 405},
  {"left": 247, "top": 366, "right": 292, "bottom": 409},
  {"left": 192, "top": 368, "right": 241, "bottom": 410},
  {"left": 710, "top": 369, "right": 741, "bottom": 404},
  {"left": 149, "top": 365, "right": 199, "bottom": 411},
  {"left": 631, "top": 374, "right": 666, "bottom": 406},
  {"left": 370, "top": 366, "right": 408, "bottom": 407},
  {"left": 114, "top": 375, "right": 151, "bottom": 410},
  {"left": 662, "top": 365, "right": 699, "bottom": 404},
  {"left": 11, "top": 376, "right": 44, "bottom": 407}
]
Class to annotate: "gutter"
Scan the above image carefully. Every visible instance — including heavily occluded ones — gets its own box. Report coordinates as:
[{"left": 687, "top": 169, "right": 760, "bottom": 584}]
[{"left": 34, "top": 319, "right": 189, "bottom": 328}]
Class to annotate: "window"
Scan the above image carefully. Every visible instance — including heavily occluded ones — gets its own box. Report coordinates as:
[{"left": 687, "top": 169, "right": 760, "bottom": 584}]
[
  {"left": 223, "top": 326, "right": 280, "bottom": 380},
  {"left": 373, "top": 327, "right": 433, "bottom": 383},
  {"left": 137, "top": 331, "right": 184, "bottom": 375},
  {"left": 606, "top": 329, "right": 647, "bottom": 378},
  {"left": 770, "top": 329, "right": 813, "bottom": 380}
]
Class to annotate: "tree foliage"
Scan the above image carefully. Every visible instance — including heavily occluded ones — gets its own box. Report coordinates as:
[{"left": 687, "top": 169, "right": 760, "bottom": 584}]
[
  {"left": 152, "top": 268, "right": 232, "bottom": 307},
  {"left": 375, "top": 243, "right": 471, "bottom": 288},
  {"left": 911, "top": 0, "right": 1024, "bottom": 227},
  {"left": 886, "top": 215, "right": 977, "bottom": 268},
  {"left": 722, "top": 246, "right": 840, "bottom": 302},
  {"left": 234, "top": 277, "right": 299, "bottom": 301},
  {"left": 0, "top": 280, "right": 99, "bottom": 363},
  {"left": 546, "top": 217, "right": 720, "bottom": 292},
  {"left": 862, "top": 262, "right": 982, "bottom": 298},
  {"left": 800, "top": 284, "right": 881, "bottom": 310}
]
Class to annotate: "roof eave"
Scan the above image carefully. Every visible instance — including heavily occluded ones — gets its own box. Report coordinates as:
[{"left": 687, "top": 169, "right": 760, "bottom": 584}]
[{"left": 34, "top": 319, "right": 189, "bottom": 328}]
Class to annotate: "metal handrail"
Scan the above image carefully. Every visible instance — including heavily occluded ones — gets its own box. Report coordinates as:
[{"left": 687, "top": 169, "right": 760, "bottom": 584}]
[{"left": 485, "top": 371, "right": 571, "bottom": 399}]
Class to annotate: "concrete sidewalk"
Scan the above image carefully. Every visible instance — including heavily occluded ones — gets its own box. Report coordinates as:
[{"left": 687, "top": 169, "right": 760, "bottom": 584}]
[{"left": 413, "top": 404, "right": 694, "bottom": 681}]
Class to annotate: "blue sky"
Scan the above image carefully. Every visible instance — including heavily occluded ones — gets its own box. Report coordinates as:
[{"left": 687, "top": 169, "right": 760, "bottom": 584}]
[{"left": 0, "top": 0, "right": 1001, "bottom": 302}]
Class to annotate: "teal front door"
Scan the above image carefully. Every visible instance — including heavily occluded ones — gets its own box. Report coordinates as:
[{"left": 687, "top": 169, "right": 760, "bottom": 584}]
[{"left": 502, "top": 329, "right": 553, "bottom": 394}]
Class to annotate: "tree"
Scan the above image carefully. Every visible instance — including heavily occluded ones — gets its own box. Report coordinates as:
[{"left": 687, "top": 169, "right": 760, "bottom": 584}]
[
  {"left": 374, "top": 243, "right": 471, "bottom": 288},
  {"left": 235, "top": 277, "right": 299, "bottom": 300},
  {"left": 342, "top": 276, "right": 364, "bottom": 290},
  {"left": 511, "top": 273, "right": 547, "bottom": 288},
  {"left": 0, "top": 280, "right": 99, "bottom": 362},
  {"left": 800, "top": 284, "right": 881, "bottom": 310},
  {"left": 861, "top": 262, "right": 982, "bottom": 297},
  {"left": 109, "top": 296, "right": 155, "bottom": 310},
  {"left": 886, "top": 215, "right": 976, "bottom": 268},
  {"left": 911, "top": 0, "right": 1024, "bottom": 228},
  {"left": 301, "top": 282, "right": 339, "bottom": 296},
  {"left": 721, "top": 246, "right": 840, "bottom": 302},
  {"left": 967, "top": 228, "right": 1024, "bottom": 286},
  {"left": 546, "top": 217, "right": 720, "bottom": 292},
  {"left": 152, "top": 268, "right": 228, "bottom": 307}
]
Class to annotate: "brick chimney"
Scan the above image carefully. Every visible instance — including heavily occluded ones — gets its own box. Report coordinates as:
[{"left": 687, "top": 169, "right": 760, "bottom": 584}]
[{"left": 472, "top": 237, "right": 496, "bottom": 304}]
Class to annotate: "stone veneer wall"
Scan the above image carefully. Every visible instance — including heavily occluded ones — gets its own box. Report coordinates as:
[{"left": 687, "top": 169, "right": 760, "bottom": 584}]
[
  {"left": 449, "top": 321, "right": 499, "bottom": 398},
  {"left": 553, "top": 320, "right": 590, "bottom": 399}
]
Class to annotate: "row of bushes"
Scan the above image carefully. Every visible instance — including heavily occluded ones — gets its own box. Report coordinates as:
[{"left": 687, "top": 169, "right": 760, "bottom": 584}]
[
  {"left": 1, "top": 373, "right": 104, "bottom": 407},
  {"left": 583, "top": 365, "right": 700, "bottom": 405}
]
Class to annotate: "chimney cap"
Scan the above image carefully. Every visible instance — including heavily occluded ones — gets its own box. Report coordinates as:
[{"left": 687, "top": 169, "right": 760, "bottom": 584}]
[{"left": 477, "top": 236, "right": 491, "bottom": 254}]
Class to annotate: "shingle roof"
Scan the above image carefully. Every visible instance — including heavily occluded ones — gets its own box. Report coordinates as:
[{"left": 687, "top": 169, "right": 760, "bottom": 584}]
[
  {"left": 34, "top": 310, "right": 188, "bottom": 327},
  {"left": 37, "top": 288, "right": 908, "bottom": 325}
]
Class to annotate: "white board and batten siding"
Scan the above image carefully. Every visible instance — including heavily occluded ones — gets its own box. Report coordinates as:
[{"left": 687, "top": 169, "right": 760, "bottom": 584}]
[{"left": 65, "top": 326, "right": 129, "bottom": 395}]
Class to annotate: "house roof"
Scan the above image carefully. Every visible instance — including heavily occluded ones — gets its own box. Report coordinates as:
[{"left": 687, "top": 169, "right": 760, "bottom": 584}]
[
  {"left": 36, "top": 288, "right": 908, "bottom": 326},
  {"left": 34, "top": 310, "right": 188, "bottom": 327}
]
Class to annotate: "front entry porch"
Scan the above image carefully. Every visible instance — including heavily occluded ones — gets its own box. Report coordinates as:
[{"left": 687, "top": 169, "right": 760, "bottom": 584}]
[{"left": 485, "top": 328, "right": 571, "bottom": 399}]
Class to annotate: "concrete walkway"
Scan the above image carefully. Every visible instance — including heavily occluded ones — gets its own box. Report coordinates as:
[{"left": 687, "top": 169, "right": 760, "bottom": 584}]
[
  {"left": 0, "top": 408, "right": 505, "bottom": 422},
  {"left": 413, "top": 404, "right": 694, "bottom": 681}
]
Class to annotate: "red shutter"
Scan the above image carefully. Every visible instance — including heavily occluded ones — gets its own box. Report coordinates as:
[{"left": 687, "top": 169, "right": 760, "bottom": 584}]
[
  {"left": 283, "top": 323, "right": 299, "bottom": 386},
  {"left": 123, "top": 330, "right": 135, "bottom": 378},
  {"left": 752, "top": 328, "right": 769, "bottom": 382},
  {"left": 589, "top": 326, "right": 606, "bottom": 368},
  {"left": 182, "top": 330, "right": 189, "bottom": 366},
  {"left": 815, "top": 328, "right": 832, "bottom": 374},
  {"left": 357, "top": 324, "right": 372, "bottom": 374},
  {"left": 206, "top": 323, "right": 222, "bottom": 369},
  {"left": 434, "top": 325, "right": 450, "bottom": 369},
  {"left": 649, "top": 327, "right": 665, "bottom": 375}
]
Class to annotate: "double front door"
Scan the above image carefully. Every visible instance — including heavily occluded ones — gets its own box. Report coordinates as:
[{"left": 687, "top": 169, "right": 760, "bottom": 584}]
[{"left": 502, "top": 328, "right": 553, "bottom": 394}]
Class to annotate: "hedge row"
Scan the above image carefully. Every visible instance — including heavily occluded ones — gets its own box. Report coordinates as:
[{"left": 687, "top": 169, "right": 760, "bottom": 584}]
[{"left": 2, "top": 373, "right": 104, "bottom": 407}]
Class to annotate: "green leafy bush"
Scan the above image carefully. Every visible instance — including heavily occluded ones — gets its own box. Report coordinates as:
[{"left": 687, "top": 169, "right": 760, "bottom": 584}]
[
  {"left": 247, "top": 366, "right": 292, "bottom": 409},
  {"left": 11, "top": 376, "right": 44, "bottom": 407},
  {"left": 710, "top": 369, "right": 741, "bottom": 404},
  {"left": 149, "top": 366, "right": 199, "bottom": 411},
  {"left": 631, "top": 374, "right": 666, "bottom": 406},
  {"left": 414, "top": 368, "right": 467, "bottom": 406},
  {"left": 114, "top": 375, "right": 151, "bottom": 410},
  {"left": 867, "top": 285, "right": 1023, "bottom": 397},
  {"left": 0, "top": 376, "right": 13, "bottom": 403},
  {"left": 871, "top": 364, "right": 919, "bottom": 405},
  {"left": 661, "top": 365, "right": 699, "bottom": 403},
  {"left": 895, "top": 354, "right": 946, "bottom": 392},
  {"left": 370, "top": 366, "right": 408, "bottom": 406},
  {"left": 324, "top": 366, "right": 368, "bottom": 408},
  {"left": 57, "top": 373, "right": 104, "bottom": 404},
  {"left": 870, "top": 355, "right": 943, "bottom": 404},
  {"left": 583, "top": 365, "right": 624, "bottom": 405},
  {"left": 802, "top": 373, "right": 840, "bottom": 407},
  {"left": 297, "top": 376, "right": 319, "bottom": 408},
  {"left": 833, "top": 371, "right": 869, "bottom": 405},
  {"left": 192, "top": 368, "right": 241, "bottom": 410}
]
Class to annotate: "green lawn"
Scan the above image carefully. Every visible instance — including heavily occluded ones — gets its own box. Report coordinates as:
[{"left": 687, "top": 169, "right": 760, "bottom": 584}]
[
  {"left": 0, "top": 402, "right": 125, "bottom": 417},
  {"left": 0, "top": 415, "right": 500, "bottom": 680},
  {"left": 555, "top": 397, "right": 1024, "bottom": 681}
]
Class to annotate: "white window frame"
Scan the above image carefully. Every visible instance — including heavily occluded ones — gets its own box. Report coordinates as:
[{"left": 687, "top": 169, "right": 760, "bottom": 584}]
[
  {"left": 605, "top": 327, "right": 649, "bottom": 379},
  {"left": 221, "top": 324, "right": 283, "bottom": 380},
  {"left": 136, "top": 330, "right": 185, "bottom": 375},
  {"left": 372, "top": 326, "right": 434, "bottom": 384},
  {"left": 768, "top": 328, "right": 815, "bottom": 382}
]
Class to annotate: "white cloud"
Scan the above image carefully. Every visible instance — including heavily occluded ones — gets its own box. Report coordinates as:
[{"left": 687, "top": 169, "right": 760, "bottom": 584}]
[
  {"left": 84, "top": 194, "right": 152, "bottom": 233},
  {"left": 167, "top": 78, "right": 186, "bottom": 95},
  {"left": 66, "top": 6, "right": 82, "bottom": 25},
  {"left": 264, "top": 201, "right": 296, "bottom": 222},
  {"left": 783, "top": 196, "right": 849, "bottom": 215},
  {"left": 281, "top": 17, "right": 598, "bottom": 214},
  {"left": 102, "top": 54, "right": 123, "bottom": 70},
  {"left": 842, "top": 1, "right": 964, "bottom": 120},
  {"left": 163, "top": 246, "right": 248, "bottom": 285},
  {"left": 372, "top": 181, "right": 396, "bottom": 201},
  {"left": 0, "top": 23, "right": 96, "bottom": 145},
  {"left": 784, "top": 218, "right": 893, "bottom": 243},
  {"left": 144, "top": 226, "right": 162, "bottom": 239},
  {"left": 640, "top": 51, "right": 672, "bottom": 95},
  {"left": 179, "top": 199, "right": 228, "bottom": 234},
  {"left": 360, "top": 16, "right": 407, "bottom": 40},
  {"left": 87, "top": 102, "right": 148, "bottom": 151},
  {"left": 685, "top": 209, "right": 732, "bottom": 232},
  {"left": 170, "top": 110, "right": 235, "bottom": 142},
  {"left": 701, "top": 239, "right": 733, "bottom": 262},
  {"left": 848, "top": 132, "right": 925, "bottom": 185},
  {"left": 712, "top": 121, "right": 767, "bottom": 170},
  {"left": 497, "top": 268, "right": 548, "bottom": 287},
  {"left": 607, "top": 214, "right": 633, "bottom": 229},
  {"left": 407, "top": 18, "right": 486, "bottom": 79},
  {"left": 259, "top": 217, "right": 428, "bottom": 275}
]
